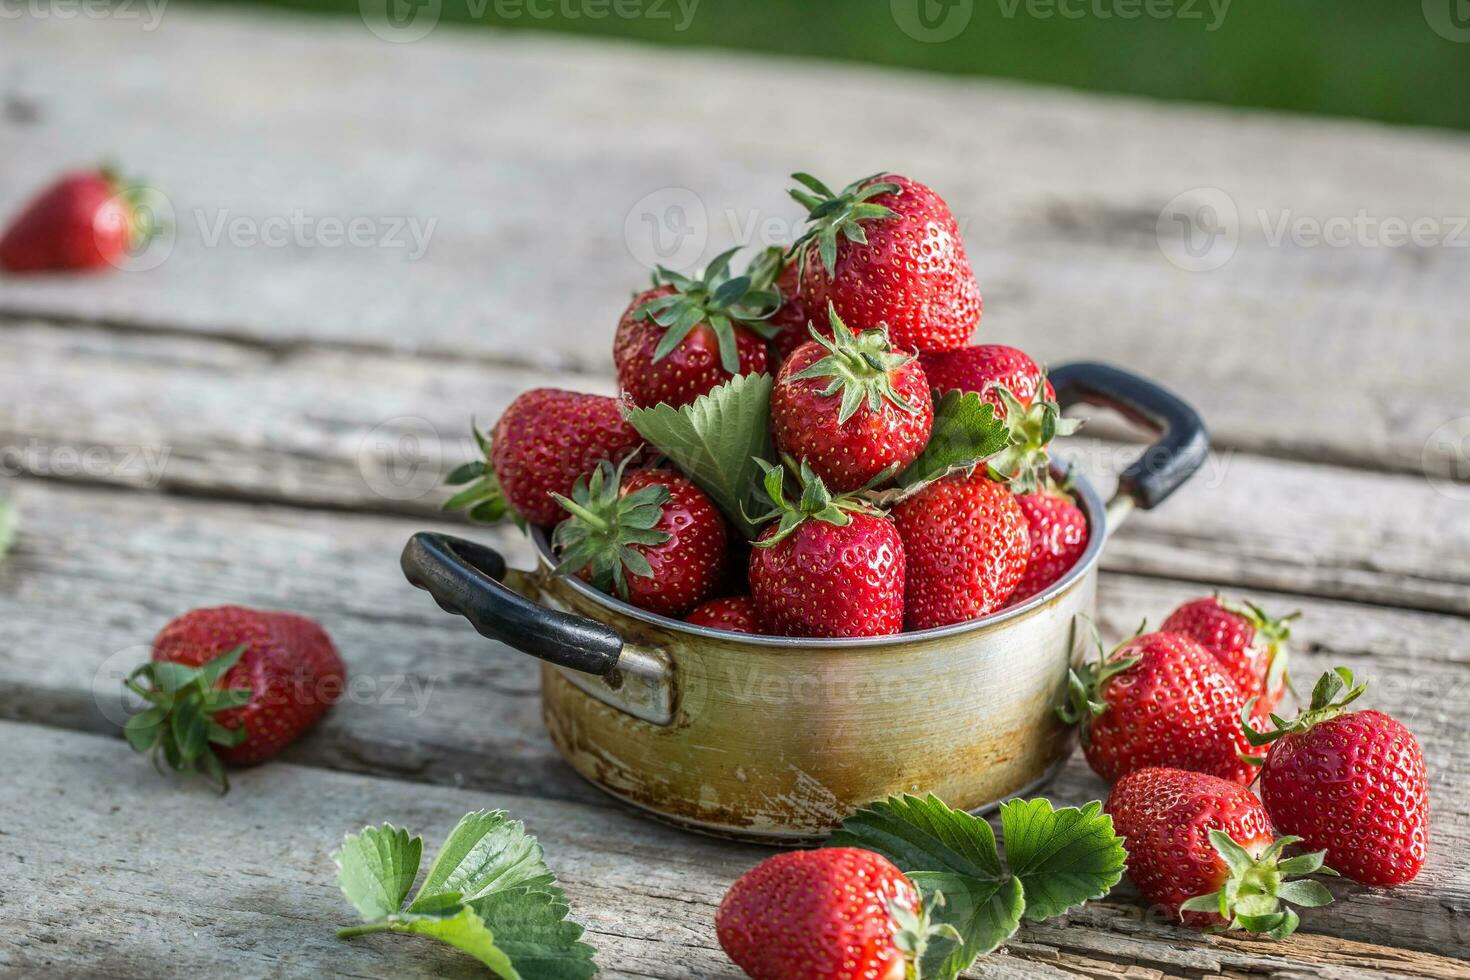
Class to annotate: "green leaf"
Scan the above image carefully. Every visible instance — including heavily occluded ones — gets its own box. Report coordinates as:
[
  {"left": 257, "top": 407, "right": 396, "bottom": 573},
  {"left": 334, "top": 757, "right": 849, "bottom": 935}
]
[
  {"left": 908, "top": 872, "right": 1024, "bottom": 973},
  {"left": 999, "top": 799, "right": 1127, "bottom": 921},
  {"left": 623, "top": 373, "right": 774, "bottom": 539},
  {"left": 411, "top": 810, "right": 556, "bottom": 909},
  {"left": 473, "top": 886, "right": 598, "bottom": 980},
  {"left": 831, "top": 794, "right": 1005, "bottom": 882},
  {"left": 894, "top": 391, "right": 1009, "bottom": 491},
  {"left": 401, "top": 907, "right": 520, "bottom": 979},
  {"left": 336, "top": 824, "right": 424, "bottom": 920},
  {"left": 0, "top": 497, "right": 15, "bottom": 558}
]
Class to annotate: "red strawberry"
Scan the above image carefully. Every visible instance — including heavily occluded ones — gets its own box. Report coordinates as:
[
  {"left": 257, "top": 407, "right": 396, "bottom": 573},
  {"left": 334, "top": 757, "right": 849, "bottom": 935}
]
[
  {"left": 891, "top": 469, "right": 1029, "bottom": 630},
  {"left": 919, "top": 344, "right": 1055, "bottom": 414},
  {"left": 445, "top": 388, "right": 644, "bottom": 527},
  {"left": 1059, "top": 630, "right": 1260, "bottom": 785},
  {"left": 749, "top": 245, "right": 809, "bottom": 370},
  {"left": 1009, "top": 486, "right": 1089, "bottom": 603},
  {"left": 1107, "top": 767, "right": 1336, "bottom": 937},
  {"left": 771, "top": 306, "right": 933, "bottom": 493},
  {"left": 1246, "top": 668, "right": 1429, "bottom": 887},
  {"left": 717, "top": 847, "right": 946, "bottom": 980},
  {"left": 552, "top": 460, "right": 727, "bottom": 618},
  {"left": 614, "top": 248, "right": 778, "bottom": 408},
  {"left": 685, "top": 595, "right": 764, "bottom": 634},
  {"left": 748, "top": 461, "right": 905, "bottom": 638},
  {"left": 124, "top": 606, "right": 346, "bottom": 789},
  {"left": 1162, "top": 597, "right": 1296, "bottom": 720},
  {"left": 790, "top": 172, "right": 980, "bottom": 352},
  {"left": 0, "top": 168, "right": 154, "bottom": 273}
]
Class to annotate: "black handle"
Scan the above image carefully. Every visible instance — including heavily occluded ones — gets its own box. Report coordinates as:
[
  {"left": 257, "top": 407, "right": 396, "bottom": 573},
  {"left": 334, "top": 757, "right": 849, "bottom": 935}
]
[
  {"left": 400, "top": 532, "right": 624, "bottom": 676},
  {"left": 1049, "top": 362, "right": 1209, "bottom": 510}
]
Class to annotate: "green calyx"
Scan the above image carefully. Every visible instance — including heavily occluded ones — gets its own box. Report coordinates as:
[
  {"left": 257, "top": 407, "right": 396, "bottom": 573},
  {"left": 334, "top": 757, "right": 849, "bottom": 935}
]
[
  {"left": 1220, "top": 597, "right": 1300, "bottom": 698},
  {"left": 122, "top": 645, "right": 252, "bottom": 792},
  {"left": 747, "top": 456, "right": 884, "bottom": 549},
  {"left": 550, "top": 456, "right": 672, "bottom": 600},
  {"left": 788, "top": 172, "right": 901, "bottom": 278},
  {"left": 889, "top": 891, "right": 962, "bottom": 980},
  {"left": 100, "top": 163, "right": 165, "bottom": 254},
  {"left": 1055, "top": 620, "right": 1145, "bottom": 740},
  {"left": 985, "top": 376, "right": 1081, "bottom": 495},
  {"left": 1179, "top": 831, "right": 1337, "bottom": 940},
  {"left": 1241, "top": 666, "right": 1366, "bottom": 763},
  {"left": 633, "top": 246, "right": 783, "bottom": 375},
  {"left": 787, "top": 303, "right": 922, "bottom": 424},
  {"left": 441, "top": 421, "right": 521, "bottom": 529}
]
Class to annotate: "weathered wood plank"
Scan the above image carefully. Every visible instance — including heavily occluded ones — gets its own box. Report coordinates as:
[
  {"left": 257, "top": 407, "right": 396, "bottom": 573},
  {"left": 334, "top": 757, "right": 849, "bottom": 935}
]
[
  {"left": 4, "top": 720, "right": 1464, "bottom": 979},
  {"left": 0, "top": 479, "right": 1464, "bottom": 957},
  {"left": 3, "top": 322, "right": 1468, "bottom": 614},
  {"left": 3, "top": 12, "right": 1469, "bottom": 473}
]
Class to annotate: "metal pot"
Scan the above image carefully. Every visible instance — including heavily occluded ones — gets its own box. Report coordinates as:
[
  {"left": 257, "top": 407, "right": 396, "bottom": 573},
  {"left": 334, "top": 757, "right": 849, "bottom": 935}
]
[{"left": 402, "top": 363, "right": 1207, "bottom": 841}]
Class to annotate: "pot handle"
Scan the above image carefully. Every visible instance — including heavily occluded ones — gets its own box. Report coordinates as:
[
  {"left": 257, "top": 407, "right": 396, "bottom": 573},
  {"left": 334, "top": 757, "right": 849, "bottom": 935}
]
[
  {"left": 400, "top": 531, "right": 623, "bottom": 676},
  {"left": 1049, "top": 362, "right": 1209, "bottom": 512}
]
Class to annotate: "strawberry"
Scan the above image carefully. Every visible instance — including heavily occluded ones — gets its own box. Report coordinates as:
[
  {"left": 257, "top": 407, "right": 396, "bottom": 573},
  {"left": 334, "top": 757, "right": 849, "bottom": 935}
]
[
  {"left": 552, "top": 459, "right": 727, "bottom": 618},
  {"left": 891, "top": 469, "right": 1030, "bottom": 629},
  {"left": 748, "top": 461, "right": 905, "bottom": 638},
  {"left": 1059, "top": 629, "right": 1260, "bottom": 785},
  {"left": 1106, "top": 767, "right": 1336, "bottom": 937},
  {"left": 771, "top": 306, "right": 933, "bottom": 493},
  {"left": 1162, "top": 596, "right": 1296, "bottom": 720},
  {"left": 717, "top": 847, "right": 950, "bottom": 980},
  {"left": 124, "top": 605, "right": 346, "bottom": 789},
  {"left": 1245, "top": 668, "right": 1429, "bottom": 887},
  {"left": 0, "top": 167, "right": 155, "bottom": 273},
  {"left": 685, "top": 595, "right": 764, "bottom": 634},
  {"left": 444, "top": 388, "right": 644, "bottom": 528},
  {"left": 789, "top": 172, "right": 980, "bottom": 352},
  {"left": 614, "top": 248, "right": 778, "bottom": 408},
  {"left": 919, "top": 344, "right": 1055, "bottom": 414},
  {"left": 1009, "top": 485, "right": 1089, "bottom": 603},
  {"left": 748, "top": 245, "right": 809, "bottom": 370}
]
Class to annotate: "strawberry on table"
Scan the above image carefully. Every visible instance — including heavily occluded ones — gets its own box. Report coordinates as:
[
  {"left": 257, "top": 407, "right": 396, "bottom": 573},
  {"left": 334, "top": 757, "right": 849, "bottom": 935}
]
[
  {"left": 1059, "top": 629, "right": 1260, "bottom": 785},
  {"left": 1163, "top": 596, "right": 1296, "bottom": 720},
  {"left": 124, "top": 605, "right": 346, "bottom": 789},
  {"left": 1009, "top": 482, "right": 1089, "bottom": 603},
  {"left": 748, "top": 460, "right": 905, "bottom": 638},
  {"left": 771, "top": 305, "right": 933, "bottom": 493},
  {"left": 0, "top": 167, "right": 156, "bottom": 273},
  {"left": 919, "top": 344, "right": 1055, "bottom": 415},
  {"left": 615, "top": 248, "right": 779, "bottom": 409},
  {"left": 552, "top": 458, "right": 727, "bottom": 618},
  {"left": 1106, "top": 767, "right": 1337, "bottom": 937},
  {"left": 685, "top": 595, "right": 764, "bottom": 634},
  {"left": 444, "top": 388, "right": 644, "bottom": 528},
  {"left": 789, "top": 172, "right": 981, "bottom": 352},
  {"left": 1245, "top": 668, "right": 1429, "bottom": 887},
  {"left": 891, "top": 468, "right": 1030, "bottom": 629}
]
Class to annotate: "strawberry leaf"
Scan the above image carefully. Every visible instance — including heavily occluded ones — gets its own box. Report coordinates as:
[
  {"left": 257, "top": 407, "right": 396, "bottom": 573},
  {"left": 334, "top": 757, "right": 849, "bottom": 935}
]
[
  {"left": 906, "top": 872, "right": 1023, "bottom": 976},
  {"left": 623, "top": 372, "right": 775, "bottom": 540},
  {"left": 410, "top": 810, "right": 557, "bottom": 909},
  {"left": 998, "top": 799, "right": 1126, "bottom": 921},
  {"left": 864, "top": 391, "right": 1009, "bottom": 506},
  {"left": 337, "top": 824, "right": 424, "bottom": 920}
]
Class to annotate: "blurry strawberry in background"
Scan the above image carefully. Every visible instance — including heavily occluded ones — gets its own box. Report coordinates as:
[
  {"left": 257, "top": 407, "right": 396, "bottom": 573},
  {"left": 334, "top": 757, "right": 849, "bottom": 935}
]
[{"left": 0, "top": 166, "right": 159, "bottom": 273}]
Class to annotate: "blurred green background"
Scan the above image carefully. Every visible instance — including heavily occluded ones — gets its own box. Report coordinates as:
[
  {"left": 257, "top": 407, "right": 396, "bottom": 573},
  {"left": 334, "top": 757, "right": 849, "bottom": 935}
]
[{"left": 202, "top": 0, "right": 1470, "bottom": 130}]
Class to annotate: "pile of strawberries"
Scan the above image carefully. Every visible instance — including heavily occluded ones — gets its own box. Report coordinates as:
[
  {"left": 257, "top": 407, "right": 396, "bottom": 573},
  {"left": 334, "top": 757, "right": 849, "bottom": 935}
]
[{"left": 450, "top": 172, "right": 1088, "bottom": 636}]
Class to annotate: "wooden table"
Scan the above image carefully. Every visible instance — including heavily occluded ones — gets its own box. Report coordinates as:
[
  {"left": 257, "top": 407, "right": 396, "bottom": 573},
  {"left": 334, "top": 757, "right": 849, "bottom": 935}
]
[{"left": 3, "top": 9, "right": 1468, "bottom": 978}]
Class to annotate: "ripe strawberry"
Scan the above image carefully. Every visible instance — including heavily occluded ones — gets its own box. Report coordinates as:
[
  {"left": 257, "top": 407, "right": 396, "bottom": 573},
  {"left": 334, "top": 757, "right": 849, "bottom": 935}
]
[
  {"left": 1009, "top": 485, "right": 1089, "bottom": 603},
  {"left": 717, "top": 847, "right": 950, "bottom": 980},
  {"left": 790, "top": 172, "right": 980, "bottom": 352},
  {"left": 1058, "top": 629, "right": 1259, "bottom": 785},
  {"left": 0, "top": 167, "right": 154, "bottom": 273},
  {"left": 124, "top": 605, "right": 346, "bottom": 789},
  {"left": 1246, "top": 668, "right": 1429, "bottom": 887},
  {"left": 748, "top": 461, "right": 905, "bottom": 637},
  {"left": 1163, "top": 596, "right": 1296, "bottom": 720},
  {"left": 444, "top": 388, "right": 644, "bottom": 528},
  {"left": 552, "top": 459, "right": 727, "bottom": 618},
  {"left": 1107, "top": 767, "right": 1336, "bottom": 937},
  {"left": 614, "top": 248, "right": 778, "bottom": 408},
  {"left": 891, "top": 469, "right": 1029, "bottom": 630},
  {"left": 685, "top": 595, "right": 764, "bottom": 634},
  {"left": 919, "top": 344, "right": 1056, "bottom": 415},
  {"left": 771, "top": 306, "right": 933, "bottom": 493}
]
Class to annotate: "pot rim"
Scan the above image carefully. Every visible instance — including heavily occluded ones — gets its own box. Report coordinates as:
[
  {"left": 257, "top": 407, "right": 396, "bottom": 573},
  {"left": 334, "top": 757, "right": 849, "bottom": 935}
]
[{"left": 530, "top": 466, "right": 1109, "bottom": 649}]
